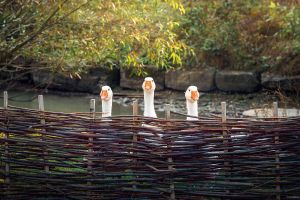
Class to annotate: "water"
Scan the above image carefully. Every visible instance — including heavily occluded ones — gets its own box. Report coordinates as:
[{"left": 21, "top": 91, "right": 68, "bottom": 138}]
[
  {"left": 1, "top": 89, "right": 299, "bottom": 119},
  {"left": 0, "top": 90, "right": 169, "bottom": 118},
  {"left": 1, "top": 90, "right": 133, "bottom": 115}
]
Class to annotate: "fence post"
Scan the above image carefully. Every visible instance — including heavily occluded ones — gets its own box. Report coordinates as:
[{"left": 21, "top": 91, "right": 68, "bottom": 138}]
[
  {"left": 221, "top": 102, "right": 228, "bottom": 156},
  {"left": 221, "top": 102, "right": 230, "bottom": 198},
  {"left": 132, "top": 100, "right": 138, "bottom": 143},
  {"left": 88, "top": 99, "right": 95, "bottom": 182},
  {"left": 165, "top": 104, "right": 171, "bottom": 120},
  {"left": 4, "top": 91, "right": 10, "bottom": 185},
  {"left": 4, "top": 91, "right": 8, "bottom": 108},
  {"left": 221, "top": 102, "right": 227, "bottom": 123},
  {"left": 90, "top": 99, "right": 96, "bottom": 119},
  {"left": 38, "top": 95, "right": 49, "bottom": 173},
  {"left": 165, "top": 104, "right": 175, "bottom": 200},
  {"left": 273, "top": 102, "right": 281, "bottom": 200},
  {"left": 132, "top": 100, "right": 138, "bottom": 190}
]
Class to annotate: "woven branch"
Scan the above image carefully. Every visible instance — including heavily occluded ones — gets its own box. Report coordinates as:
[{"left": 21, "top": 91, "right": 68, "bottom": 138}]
[{"left": 0, "top": 106, "right": 300, "bottom": 199}]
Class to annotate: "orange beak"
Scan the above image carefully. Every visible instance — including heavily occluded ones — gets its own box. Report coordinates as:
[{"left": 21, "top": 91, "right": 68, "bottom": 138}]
[
  {"left": 144, "top": 81, "right": 152, "bottom": 90},
  {"left": 191, "top": 91, "right": 199, "bottom": 101},
  {"left": 100, "top": 90, "right": 108, "bottom": 100}
]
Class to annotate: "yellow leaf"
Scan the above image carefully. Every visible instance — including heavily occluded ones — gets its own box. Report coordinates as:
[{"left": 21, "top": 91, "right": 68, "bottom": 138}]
[
  {"left": 132, "top": 18, "right": 136, "bottom": 25},
  {"left": 75, "top": 72, "right": 81, "bottom": 79},
  {"left": 269, "top": 1, "right": 276, "bottom": 9},
  {"left": 112, "top": 3, "right": 116, "bottom": 10},
  {"left": 179, "top": 4, "right": 185, "bottom": 15}
]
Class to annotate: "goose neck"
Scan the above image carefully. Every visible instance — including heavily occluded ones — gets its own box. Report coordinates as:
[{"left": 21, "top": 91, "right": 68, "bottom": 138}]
[
  {"left": 102, "top": 99, "right": 112, "bottom": 118},
  {"left": 186, "top": 100, "right": 198, "bottom": 121},
  {"left": 144, "top": 90, "right": 157, "bottom": 118}
]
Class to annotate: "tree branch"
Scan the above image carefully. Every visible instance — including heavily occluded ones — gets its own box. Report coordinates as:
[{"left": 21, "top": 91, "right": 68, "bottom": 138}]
[{"left": 8, "top": 0, "right": 69, "bottom": 55}]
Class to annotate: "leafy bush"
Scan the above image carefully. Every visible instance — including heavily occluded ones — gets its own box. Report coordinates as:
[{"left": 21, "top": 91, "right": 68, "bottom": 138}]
[
  {"left": 179, "top": 0, "right": 300, "bottom": 75},
  {"left": 0, "top": 0, "right": 191, "bottom": 77},
  {"left": 1, "top": 0, "right": 299, "bottom": 78}
]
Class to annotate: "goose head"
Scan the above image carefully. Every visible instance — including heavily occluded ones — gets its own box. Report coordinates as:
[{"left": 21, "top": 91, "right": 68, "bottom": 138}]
[
  {"left": 142, "top": 77, "right": 156, "bottom": 93},
  {"left": 185, "top": 86, "right": 199, "bottom": 103},
  {"left": 100, "top": 86, "right": 113, "bottom": 101}
]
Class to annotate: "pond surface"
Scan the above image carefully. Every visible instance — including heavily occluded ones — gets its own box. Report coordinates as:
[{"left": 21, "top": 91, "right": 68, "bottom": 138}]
[
  {"left": 1, "top": 90, "right": 132, "bottom": 115},
  {"left": 0, "top": 90, "right": 163, "bottom": 117},
  {"left": 1, "top": 89, "right": 299, "bottom": 119}
]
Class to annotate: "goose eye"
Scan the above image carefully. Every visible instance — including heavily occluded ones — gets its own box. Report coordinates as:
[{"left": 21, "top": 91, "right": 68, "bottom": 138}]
[
  {"left": 152, "top": 80, "right": 153, "bottom": 82},
  {"left": 108, "top": 89, "right": 110, "bottom": 91},
  {"left": 188, "top": 89, "right": 190, "bottom": 92}
]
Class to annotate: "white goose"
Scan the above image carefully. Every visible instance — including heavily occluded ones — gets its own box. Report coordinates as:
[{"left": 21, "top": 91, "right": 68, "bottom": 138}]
[
  {"left": 185, "top": 86, "right": 199, "bottom": 121},
  {"left": 100, "top": 85, "right": 113, "bottom": 118},
  {"left": 142, "top": 77, "right": 157, "bottom": 118},
  {"left": 140, "top": 77, "right": 162, "bottom": 139},
  {"left": 83, "top": 86, "right": 113, "bottom": 162}
]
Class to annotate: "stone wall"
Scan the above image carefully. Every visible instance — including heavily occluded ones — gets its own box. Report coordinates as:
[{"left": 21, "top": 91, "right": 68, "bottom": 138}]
[
  {"left": 215, "top": 71, "right": 260, "bottom": 93},
  {"left": 120, "top": 66, "right": 165, "bottom": 90},
  {"left": 2, "top": 65, "right": 299, "bottom": 94},
  {"left": 32, "top": 68, "right": 300, "bottom": 93},
  {"left": 120, "top": 67, "right": 299, "bottom": 93},
  {"left": 262, "top": 73, "right": 300, "bottom": 92},
  {"left": 31, "top": 67, "right": 119, "bottom": 94},
  {"left": 165, "top": 68, "right": 216, "bottom": 92},
  {"left": 164, "top": 69, "right": 298, "bottom": 93}
]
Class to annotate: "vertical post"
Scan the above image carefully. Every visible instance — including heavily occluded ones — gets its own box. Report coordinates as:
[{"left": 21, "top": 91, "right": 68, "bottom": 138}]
[
  {"left": 132, "top": 100, "right": 138, "bottom": 143},
  {"left": 4, "top": 91, "right": 8, "bottom": 108},
  {"left": 4, "top": 91, "right": 10, "bottom": 184},
  {"left": 132, "top": 100, "right": 138, "bottom": 189},
  {"left": 221, "top": 102, "right": 228, "bottom": 151},
  {"left": 273, "top": 102, "right": 278, "bottom": 118},
  {"left": 273, "top": 102, "right": 281, "bottom": 200},
  {"left": 133, "top": 100, "right": 138, "bottom": 116},
  {"left": 221, "top": 102, "right": 227, "bottom": 123},
  {"left": 38, "top": 95, "right": 45, "bottom": 114},
  {"left": 88, "top": 99, "right": 95, "bottom": 182},
  {"left": 90, "top": 99, "right": 96, "bottom": 119},
  {"left": 38, "top": 95, "right": 49, "bottom": 173},
  {"left": 221, "top": 102, "right": 230, "bottom": 198},
  {"left": 165, "top": 104, "right": 171, "bottom": 120},
  {"left": 165, "top": 104, "right": 175, "bottom": 200}
]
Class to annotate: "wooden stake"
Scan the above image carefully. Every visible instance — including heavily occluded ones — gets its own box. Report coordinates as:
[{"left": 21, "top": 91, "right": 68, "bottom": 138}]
[
  {"left": 4, "top": 91, "right": 10, "bottom": 184},
  {"left": 4, "top": 91, "right": 8, "bottom": 109},
  {"left": 133, "top": 100, "right": 138, "bottom": 116},
  {"left": 88, "top": 99, "right": 95, "bottom": 171},
  {"left": 90, "top": 99, "right": 96, "bottom": 119},
  {"left": 132, "top": 100, "right": 139, "bottom": 190},
  {"left": 87, "top": 99, "right": 96, "bottom": 198},
  {"left": 165, "top": 104, "right": 175, "bottom": 200},
  {"left": 165, "top": 104, "right": 171, "bottom": 120},
  {"left": 273, "top": 102, "right": 281, "bottom": 200},
  {"left": 221, "top": 102, "right": 230, "bottom": 199},
  {"left": 221, "top": 102, "right": 227, "bottom": 123},
  {"left": 38, "top": 95, "right": 49, "bottom": 173},
  {"left": 38, "top": 95, "right": 45, "bottom": 112},
  {"left": 132, "top": 100, "right": 138, "bottom": 143},
  {"left": 273, "top": 102, "right": 278, "bottom": 118}
]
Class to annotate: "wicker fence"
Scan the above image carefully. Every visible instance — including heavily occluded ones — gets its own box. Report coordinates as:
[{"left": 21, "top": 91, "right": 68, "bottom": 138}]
[{"left": 1, "top": 95, "right": 300, "bottom": 200}]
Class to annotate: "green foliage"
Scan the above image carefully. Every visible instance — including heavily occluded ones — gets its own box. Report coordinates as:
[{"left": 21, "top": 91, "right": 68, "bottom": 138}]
[
  {"left": 0, "top": 0, "right": 191, "bottom": 77},
  {"left": 179, "top": 0, "right": 300, "bottom": 74},
  {"left": 1, "top": 0, "right": 299, "bottom": 77}
]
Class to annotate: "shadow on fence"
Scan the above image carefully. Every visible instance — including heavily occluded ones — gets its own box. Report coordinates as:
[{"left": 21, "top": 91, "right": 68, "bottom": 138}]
[{"left": 0, "top": 97, "right": 300, "bottom": 199}]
